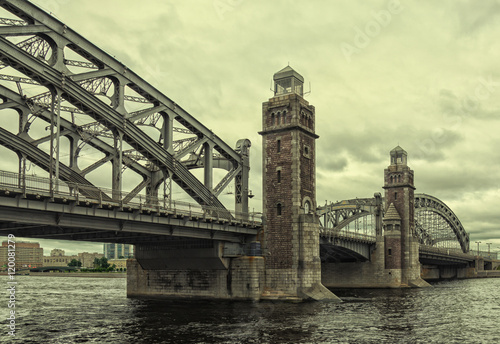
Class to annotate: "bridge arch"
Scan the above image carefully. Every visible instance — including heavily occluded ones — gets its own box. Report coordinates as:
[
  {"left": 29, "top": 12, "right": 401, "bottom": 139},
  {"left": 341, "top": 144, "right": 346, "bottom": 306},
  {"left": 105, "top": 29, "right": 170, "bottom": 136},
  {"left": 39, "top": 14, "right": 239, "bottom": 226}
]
[
  {"left": 318, "top": 193, "right": 469, "bottom": 253},
  {"left": 414, "top": 193, "right": 469, "bottom": 253}
]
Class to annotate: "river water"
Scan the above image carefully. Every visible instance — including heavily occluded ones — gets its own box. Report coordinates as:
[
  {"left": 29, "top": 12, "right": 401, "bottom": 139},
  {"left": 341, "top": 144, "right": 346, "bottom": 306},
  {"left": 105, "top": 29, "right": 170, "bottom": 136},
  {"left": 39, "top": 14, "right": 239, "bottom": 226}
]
[{"left": 3, "top": 276, "right": 500, "bottom": 343}]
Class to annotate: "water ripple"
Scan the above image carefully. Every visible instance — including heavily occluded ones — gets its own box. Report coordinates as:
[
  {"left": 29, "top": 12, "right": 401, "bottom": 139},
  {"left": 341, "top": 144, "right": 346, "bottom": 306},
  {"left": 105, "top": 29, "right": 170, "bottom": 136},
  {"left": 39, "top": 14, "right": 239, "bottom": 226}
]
[{"left": 4, "top": 276, "right": 500, "bottom": 343}]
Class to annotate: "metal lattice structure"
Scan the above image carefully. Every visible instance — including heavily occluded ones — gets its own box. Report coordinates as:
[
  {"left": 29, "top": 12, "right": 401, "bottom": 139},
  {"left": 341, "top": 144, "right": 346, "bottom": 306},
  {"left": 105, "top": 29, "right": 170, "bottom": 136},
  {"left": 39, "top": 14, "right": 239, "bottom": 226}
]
[
  {"left": 318, "top": 193, "right": 470, "bottom": 253},
  {"left": 414, "top": 194, "right": 469, "bottom": 252},
  {"left": 0, "top": 0, "right": 251, "bottom": 214},
  {"left": 317, "top": 193, "right": 382, "bottom": 239}
]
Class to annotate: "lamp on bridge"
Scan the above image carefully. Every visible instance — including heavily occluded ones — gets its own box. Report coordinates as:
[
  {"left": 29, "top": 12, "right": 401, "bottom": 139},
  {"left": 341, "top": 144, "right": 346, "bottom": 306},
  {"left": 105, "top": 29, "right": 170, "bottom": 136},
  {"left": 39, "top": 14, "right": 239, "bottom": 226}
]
[{"left": 475, "top": 241, "right": 481, "bottom": 256}]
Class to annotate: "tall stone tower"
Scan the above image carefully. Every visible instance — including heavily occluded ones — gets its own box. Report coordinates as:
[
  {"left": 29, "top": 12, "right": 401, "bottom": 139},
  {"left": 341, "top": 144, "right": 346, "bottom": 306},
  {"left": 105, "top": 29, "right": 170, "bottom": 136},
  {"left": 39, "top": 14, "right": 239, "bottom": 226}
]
[
  {"left": 383, "top": 146, "right": 424, "bottom": 286},
  {"left": 259, "top": 66, "right": 336, "bottom": 300}
]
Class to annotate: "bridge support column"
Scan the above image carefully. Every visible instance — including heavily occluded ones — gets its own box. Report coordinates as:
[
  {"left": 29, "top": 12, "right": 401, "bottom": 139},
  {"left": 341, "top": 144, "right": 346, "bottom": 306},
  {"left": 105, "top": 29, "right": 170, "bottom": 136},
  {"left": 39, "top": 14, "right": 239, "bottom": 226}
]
[
  {"left": 259, "top": 67, "right": 338, "bottom": 301},
  {"left": 322, "top": 147, "right": 431, "bottom": 288},
  {"left": 322, "top": 235, "right": 405, "bottom": 288},
  {"left": 127, "top": 239, "right": 265, "bottom": 300},
  {"left": 383, "top": 147, "right": 430, "bottom": 288}
]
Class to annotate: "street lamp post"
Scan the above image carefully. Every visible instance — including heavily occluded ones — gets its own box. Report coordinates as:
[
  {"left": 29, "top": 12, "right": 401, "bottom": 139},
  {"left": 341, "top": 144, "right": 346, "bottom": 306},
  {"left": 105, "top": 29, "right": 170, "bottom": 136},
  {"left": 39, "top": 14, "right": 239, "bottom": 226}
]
[
  {"left": 475, "top": 241, "right": 481, "bottom": 256},
  {"left": 486, "top": 243, "right": 492, "bottom": 258}
]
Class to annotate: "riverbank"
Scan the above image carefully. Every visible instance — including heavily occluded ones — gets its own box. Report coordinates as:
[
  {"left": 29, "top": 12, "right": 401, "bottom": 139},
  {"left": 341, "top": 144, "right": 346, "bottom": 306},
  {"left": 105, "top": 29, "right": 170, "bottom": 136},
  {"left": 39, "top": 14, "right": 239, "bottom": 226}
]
[{"left": 28, "top": 272, "right": 126, "bottom": 278}]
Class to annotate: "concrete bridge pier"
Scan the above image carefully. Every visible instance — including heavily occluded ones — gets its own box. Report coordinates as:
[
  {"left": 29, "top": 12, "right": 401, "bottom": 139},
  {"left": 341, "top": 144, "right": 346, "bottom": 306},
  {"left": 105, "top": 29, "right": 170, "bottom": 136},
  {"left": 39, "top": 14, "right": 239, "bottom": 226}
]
[
  {"left": 127, "top": 240, "right": 265, "bottom": 300},
  {"left": 420, "top": 264, "right": 475, "bottom": 281}
]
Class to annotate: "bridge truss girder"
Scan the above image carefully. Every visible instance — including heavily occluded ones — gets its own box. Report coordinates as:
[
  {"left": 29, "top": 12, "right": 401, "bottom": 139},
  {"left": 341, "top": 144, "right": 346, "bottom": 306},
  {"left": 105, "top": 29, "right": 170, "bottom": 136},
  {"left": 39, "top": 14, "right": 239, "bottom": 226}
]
[
  {"left": 414, "top": 194, "right": 469, "bottom": 253},
  {"left": 318, "top": 193, "right": 470, "bottom": 253},
  {"left": 317, "top": 193, "right": 383, "bottom": 237},
  {"left": 0, "top": 0, "right": 250, "bottom": 213}
]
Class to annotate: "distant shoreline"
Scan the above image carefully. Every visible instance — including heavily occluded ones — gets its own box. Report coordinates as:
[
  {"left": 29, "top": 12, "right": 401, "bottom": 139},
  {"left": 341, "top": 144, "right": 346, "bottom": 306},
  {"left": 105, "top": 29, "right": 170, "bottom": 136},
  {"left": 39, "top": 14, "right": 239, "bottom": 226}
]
[{"left": 26, "top": 272, "right": 127, "bottom": 278}]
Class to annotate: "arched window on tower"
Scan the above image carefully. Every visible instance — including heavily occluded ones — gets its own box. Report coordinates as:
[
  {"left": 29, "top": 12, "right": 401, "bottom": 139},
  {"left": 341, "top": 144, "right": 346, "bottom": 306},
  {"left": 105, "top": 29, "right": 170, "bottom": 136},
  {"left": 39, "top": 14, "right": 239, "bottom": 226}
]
[
  {"left": 277, "top": 112, "right": 281, "bottom": 125},
  {"left": 282, "top": 111, "right": 287, "bottom": 124},
  {"left": 277, "top": 203, "right": 282, "bottom": 216},
  {"left": 398, "top": 175, "right": 401, "bottom": 183},
  {"left": 304, "top": 200, "right": 311, "bottom": 214},
  {"left": 271, "top": 113, "right": 275, "bottom": 126},
  {"left": 390, "top": 176, "right": 393, "bottom": 184},
  {"left": 277, "top": 170, "right": 281, "bottom": 183}
]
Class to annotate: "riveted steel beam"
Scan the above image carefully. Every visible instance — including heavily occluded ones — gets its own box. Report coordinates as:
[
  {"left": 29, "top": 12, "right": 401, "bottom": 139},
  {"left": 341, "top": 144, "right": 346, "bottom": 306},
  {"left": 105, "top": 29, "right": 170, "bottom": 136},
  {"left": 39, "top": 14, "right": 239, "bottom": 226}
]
[{"left": 0, "top": 0, "right": 250, "bottom": 212}]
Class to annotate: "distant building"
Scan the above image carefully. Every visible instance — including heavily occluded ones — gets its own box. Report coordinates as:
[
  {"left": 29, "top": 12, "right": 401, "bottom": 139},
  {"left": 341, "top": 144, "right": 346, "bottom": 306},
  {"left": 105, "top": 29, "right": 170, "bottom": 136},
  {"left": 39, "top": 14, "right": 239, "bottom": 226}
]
[
  {"left": 51, "top": 248, "right": 65, "bottom": 257},
  {"left": 42, "top": 249, "right": 104, "bottom": 268},
  {"left": 43, "top": 249, "right": 78, "bottom": 267},
  {"left": 104, "top": 244, "right": 134, "bottom": 259},
  {"left": 0, "top": 241, "right": 43, "bottom": 269},
  {"left": 108, "top": 259, "right": 127, "bottom": 270},
  {"left": 78, "top": 252, "right": 104, "bottom": 268}
]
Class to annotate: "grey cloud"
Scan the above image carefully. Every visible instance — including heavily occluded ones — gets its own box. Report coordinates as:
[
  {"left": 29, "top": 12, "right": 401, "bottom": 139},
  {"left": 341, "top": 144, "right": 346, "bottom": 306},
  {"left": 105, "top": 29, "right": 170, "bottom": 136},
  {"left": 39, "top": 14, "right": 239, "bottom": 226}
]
[
  {"left": 408, "top": 128, "right": 463, "bottom": 163},
  {"left": 319, "top": 156, "right": 349, "bottom": 172},
  {"left": 456, "top": 0, "right": 500, "bottom": 35}
]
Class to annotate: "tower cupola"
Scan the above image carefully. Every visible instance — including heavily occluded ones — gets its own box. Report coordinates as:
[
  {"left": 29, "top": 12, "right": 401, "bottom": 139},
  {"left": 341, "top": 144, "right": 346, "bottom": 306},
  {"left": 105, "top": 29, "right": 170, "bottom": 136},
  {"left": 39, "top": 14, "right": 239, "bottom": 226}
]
[
  {"left": 390, "top": 145, "right": 407, "bottom": 166},
  {"left": 273, "top": 65, "right": 304, "bottom": 97}
]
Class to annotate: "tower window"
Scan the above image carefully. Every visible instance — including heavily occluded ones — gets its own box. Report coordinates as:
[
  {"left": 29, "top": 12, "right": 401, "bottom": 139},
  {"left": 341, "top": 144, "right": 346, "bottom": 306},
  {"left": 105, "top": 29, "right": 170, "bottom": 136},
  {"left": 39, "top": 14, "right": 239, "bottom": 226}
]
[
  {"left": 394, "top": 192, "right": 398, "bottom": 199},
  {"left": 277, "top": 170, "right": 281, "bottom": 183},
  {"left": 271, "top": 113, "right": 275, "bottom": 126},
  {"left": 304, "top": 200, "right": 311, "bottom": 214},
  {"left": 303, "top": 144, "right": 311, "bottom": 158},
  {"left": 390, "top": 176, "right": 393, "bottom": 183},
  {"left": 277, "top": 112, "right": 281, "bottom": 125},
  {"left": 277, "top": 139, "right": 281, "bottom": 153},
  {"left": 388, "top": 249, "right": 392, "bottom": 256},
  {"left": 277, "top": 203, "right": 282, "bottom": 216}
]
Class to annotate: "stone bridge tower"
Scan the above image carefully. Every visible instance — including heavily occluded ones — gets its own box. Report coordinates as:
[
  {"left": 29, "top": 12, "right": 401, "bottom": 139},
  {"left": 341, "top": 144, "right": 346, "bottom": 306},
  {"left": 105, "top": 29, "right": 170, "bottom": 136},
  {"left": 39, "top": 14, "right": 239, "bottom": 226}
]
[
  {"left": 259, "top": 66, "right": 337, "bottom": 300},
  {"left": 383, "top": 146, "right": 428, "bottom": 287}
]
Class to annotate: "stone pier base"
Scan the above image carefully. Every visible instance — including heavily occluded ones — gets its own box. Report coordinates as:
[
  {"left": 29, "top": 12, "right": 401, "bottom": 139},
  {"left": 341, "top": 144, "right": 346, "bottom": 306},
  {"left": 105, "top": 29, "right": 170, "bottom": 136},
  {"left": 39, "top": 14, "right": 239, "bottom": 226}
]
[
  {"left": 421, "top": 264, "right": 476, "bottom": 281},
  {"left": 127, "top": 240, "right": 267, "bottom": 300},
  {"left": 127, "top": 256, "right": 265, "bottom": 300},
  {"left": 321, "top": 238, "right": 430, "bottom": 288}
]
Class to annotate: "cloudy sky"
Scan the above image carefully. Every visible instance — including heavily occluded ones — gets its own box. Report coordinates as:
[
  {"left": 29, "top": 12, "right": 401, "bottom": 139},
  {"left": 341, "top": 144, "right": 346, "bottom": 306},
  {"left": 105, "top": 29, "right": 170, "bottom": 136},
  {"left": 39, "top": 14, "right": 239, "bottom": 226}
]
[{"left": 1, "top": 0, "right": 499, "bottom": 255}]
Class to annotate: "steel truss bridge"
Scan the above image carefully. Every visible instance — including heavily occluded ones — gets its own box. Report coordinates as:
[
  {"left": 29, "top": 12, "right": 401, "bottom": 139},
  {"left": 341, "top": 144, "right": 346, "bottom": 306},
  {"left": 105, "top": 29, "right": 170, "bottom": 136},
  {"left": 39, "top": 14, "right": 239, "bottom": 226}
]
[
  {"left": 317, "top": 193, "right": 472, "bottom": 264},
  {"left": 0, "top": 1, "right": 477, "bottom": 267},
  {"left": 0, "top": 171, "right": 261, "bottom": 244},
  {"left": 0, "top": 0, "right": 252, "bottom": 220}
]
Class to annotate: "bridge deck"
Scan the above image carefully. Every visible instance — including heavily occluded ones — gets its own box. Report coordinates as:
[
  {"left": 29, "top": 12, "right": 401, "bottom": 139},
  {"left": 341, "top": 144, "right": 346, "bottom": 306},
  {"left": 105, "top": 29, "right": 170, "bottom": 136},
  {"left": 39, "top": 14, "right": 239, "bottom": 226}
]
[{"left": 0, "top": 174, "right": 261, "bottom": 244}]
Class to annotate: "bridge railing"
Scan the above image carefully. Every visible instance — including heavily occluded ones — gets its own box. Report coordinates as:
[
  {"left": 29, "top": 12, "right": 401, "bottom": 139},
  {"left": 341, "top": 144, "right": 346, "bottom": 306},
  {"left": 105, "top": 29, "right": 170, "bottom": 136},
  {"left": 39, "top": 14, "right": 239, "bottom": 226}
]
[
  {"left": 0, "top": 170, "right": 262, "bottom": 225},
  {"left": 319, "top": 226, "right": 376, "bottom": 243},
  {"left": 418, "top": 246, "right": 480, "bottom": 262},
  {"left": 471, "top": 250, "right": 498, "bottom": 260}
]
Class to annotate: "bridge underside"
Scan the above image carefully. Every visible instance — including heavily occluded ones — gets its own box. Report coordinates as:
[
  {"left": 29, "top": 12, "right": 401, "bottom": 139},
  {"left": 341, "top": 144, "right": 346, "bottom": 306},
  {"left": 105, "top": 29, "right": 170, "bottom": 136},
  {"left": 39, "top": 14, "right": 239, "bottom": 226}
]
[
  {"left": 0, "top": 188, "right": 259, "bottom": 244},
  {"left": 419, "top": 246, "right": 474, "bottom": 266},
  {"left": 320, "top": 240, "right": 372, "bottom": 263}
]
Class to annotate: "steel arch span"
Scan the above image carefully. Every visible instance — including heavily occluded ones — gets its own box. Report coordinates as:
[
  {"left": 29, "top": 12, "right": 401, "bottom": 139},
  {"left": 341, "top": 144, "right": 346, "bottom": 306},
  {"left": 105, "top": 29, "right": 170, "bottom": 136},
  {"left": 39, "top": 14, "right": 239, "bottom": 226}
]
[
  {"left": 318, "top": 193, "right": 470, "bottom": 253},
  {"left": 414, "top": 193, "right": 469, "bottom": 253},
  {"left": 0, "top": 0, "right": 251, "bottom": 213}
]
